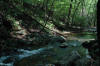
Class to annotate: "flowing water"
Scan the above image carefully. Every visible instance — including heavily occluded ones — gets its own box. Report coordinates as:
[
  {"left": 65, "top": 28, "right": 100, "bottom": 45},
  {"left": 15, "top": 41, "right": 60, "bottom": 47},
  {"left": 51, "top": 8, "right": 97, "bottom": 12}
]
[
  {"left": 0, "top": 31, "right": 96, "bottom": 66},
  {"left": 0, "top": 46, "right": 54, "bottom": 66}
]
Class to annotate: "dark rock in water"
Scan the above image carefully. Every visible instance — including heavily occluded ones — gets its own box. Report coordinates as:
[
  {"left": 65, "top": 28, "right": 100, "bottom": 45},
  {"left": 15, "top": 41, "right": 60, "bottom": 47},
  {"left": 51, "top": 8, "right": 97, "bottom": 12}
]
[
  {"left": 54, "top": 63, "right": 62, "bottom": 66},
  {"left": 82, "top": 41, "right": 89, "bottom": 48},
  {"left": 82, "top": 40, "right": 98, "bottom": 50},
  {"left": 82, "top": 40, "right": 99, "bottom": 59},
  {"left": 82, "top": 40, "right": 98, "bottom": 49},
  {"left": 59, "top": 44, "right": 68, "bottom": 48},
  {"left": 54, "top": 62, "right": 65, "bottom": 66}
]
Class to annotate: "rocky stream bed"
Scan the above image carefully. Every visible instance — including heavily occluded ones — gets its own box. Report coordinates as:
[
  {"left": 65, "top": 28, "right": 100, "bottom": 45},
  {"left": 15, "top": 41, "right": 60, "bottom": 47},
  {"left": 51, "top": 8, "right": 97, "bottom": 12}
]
[{"left": 0, "top": 31, "right": 98, "bottom": 66}]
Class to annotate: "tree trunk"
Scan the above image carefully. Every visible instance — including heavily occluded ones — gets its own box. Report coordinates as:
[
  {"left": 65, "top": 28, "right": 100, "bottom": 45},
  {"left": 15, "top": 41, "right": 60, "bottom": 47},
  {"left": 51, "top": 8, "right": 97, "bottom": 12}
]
[
  {"left": 97, "top": 0, "right": 100, "bottom": 44},
  {"left": 68, "top": 0, "right": 73, "bottom": 20},
  {"left": 65, "top": 0, "right": 73, "bottom": 27}
]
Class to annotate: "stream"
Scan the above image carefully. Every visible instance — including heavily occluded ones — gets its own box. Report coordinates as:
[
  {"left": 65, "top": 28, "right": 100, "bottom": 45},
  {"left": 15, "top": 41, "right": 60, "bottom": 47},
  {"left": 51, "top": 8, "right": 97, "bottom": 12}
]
[{"left": 0, "top": 32, "right": 96, "bottom": 66}]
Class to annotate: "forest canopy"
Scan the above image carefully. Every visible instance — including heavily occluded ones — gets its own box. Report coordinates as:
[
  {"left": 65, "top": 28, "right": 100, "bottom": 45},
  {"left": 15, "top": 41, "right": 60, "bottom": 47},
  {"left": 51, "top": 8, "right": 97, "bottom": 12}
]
[{"left": 0, "top": 0, "right": 98, "bottom": 31}]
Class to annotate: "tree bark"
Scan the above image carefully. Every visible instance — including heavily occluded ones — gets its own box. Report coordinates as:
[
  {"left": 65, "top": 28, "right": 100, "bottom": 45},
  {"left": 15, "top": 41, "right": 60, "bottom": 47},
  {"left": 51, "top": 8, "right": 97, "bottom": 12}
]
[
  {"left": 68, "top": 0, "right": 73, "bottom": 20},
  {"left": 97, "top": 0, "right": 100, "bottom": 44}
]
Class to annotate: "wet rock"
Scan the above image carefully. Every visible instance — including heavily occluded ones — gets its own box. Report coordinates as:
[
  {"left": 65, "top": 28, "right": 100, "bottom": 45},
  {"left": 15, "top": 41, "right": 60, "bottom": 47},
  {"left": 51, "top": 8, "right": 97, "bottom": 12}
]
[
  {"left": 59, "top": 44, "right": 68, "bottom": 48},
  {"left": 54, "top": 62, "right": 64, "bottom": 66},
  {"left": 82, "top": 40, "right": 99, "bottom": 59},
  {"left": 82, "top": 41, "right": 89, "bottom": 48},
  {"left": 82, "top": 40, "right": 98, "bottom": 49}
]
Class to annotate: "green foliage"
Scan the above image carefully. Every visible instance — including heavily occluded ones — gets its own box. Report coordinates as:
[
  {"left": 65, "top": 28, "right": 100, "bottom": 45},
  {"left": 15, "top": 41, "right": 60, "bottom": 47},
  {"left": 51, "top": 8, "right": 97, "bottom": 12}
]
[{"left": 0, "top": 0, "right": 97, "bottom": 32}]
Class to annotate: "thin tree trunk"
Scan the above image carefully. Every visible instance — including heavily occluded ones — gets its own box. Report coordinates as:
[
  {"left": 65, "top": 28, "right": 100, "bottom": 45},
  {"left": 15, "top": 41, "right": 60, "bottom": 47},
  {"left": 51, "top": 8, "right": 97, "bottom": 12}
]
[
  {"left": 72, "top": 2, "right": 81, "bottom": 25},
  {"left": 68, "top": 0, "right": 73, "bottom": 20},
  {"left": 65, "top": 0, "right": 73, "bottom": 27}
]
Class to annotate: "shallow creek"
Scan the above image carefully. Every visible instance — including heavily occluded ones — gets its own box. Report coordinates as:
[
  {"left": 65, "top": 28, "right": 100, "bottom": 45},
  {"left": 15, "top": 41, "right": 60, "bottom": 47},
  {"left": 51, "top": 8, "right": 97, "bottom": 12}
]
[{"left": 0, "top": 32, "right": 96, "bottom": 66}]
